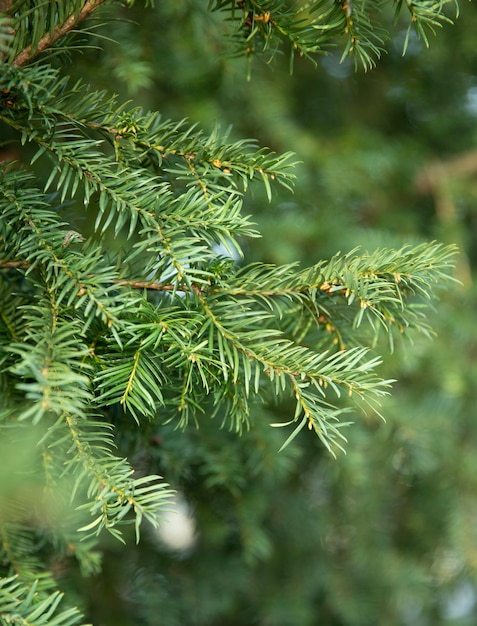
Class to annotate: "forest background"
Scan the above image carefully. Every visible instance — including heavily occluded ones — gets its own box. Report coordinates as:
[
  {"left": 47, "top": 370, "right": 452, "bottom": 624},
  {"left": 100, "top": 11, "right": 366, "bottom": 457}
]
[{"left": 2, "top": 1, "right": 477, "bottom": 625}]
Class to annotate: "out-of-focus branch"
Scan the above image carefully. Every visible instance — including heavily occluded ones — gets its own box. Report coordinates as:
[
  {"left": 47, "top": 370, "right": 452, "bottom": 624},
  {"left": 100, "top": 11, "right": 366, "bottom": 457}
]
[{"left": 416, "top": 151, "right": 477, "bottom": 286}]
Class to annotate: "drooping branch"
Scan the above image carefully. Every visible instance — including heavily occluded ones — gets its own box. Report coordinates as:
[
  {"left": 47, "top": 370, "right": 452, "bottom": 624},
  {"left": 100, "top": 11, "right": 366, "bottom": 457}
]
[{"left": 12, "top": 0, "right": 106, "bottom": 67}]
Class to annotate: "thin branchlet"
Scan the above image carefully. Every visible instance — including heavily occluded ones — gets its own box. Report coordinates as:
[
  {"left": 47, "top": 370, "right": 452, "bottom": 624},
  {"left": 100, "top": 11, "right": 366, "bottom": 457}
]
[{"left": 12, "top": 0, "right": 106, "bottom": 67}]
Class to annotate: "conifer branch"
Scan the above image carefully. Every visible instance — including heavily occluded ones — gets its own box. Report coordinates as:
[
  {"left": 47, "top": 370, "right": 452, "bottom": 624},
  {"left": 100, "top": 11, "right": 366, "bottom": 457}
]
[
  {"left": 12, "top": 0, "right": 105, "bottom": 67},
  {"left": 0, "top": 576, "right": 87, "bottom": 625},
  {"left": 0, "top": 0, "right": 464, "bottom": 619}
]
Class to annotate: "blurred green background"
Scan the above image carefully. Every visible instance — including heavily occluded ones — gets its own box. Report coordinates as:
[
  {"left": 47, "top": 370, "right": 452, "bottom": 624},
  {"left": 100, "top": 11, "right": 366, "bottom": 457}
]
[{"left": 10, "top": 1, "right": 477, "bottom": 624}]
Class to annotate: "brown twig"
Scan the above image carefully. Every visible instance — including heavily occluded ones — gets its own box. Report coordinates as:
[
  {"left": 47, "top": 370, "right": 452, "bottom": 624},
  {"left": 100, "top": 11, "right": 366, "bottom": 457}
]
[
  {"left": 0, "top": 0, "right": 13, "bottom": 14},
  {"left": 12, "top": 0, "right": 106, "bottom": 67},
  {"left": 113, "top": 279, "right": 204, "bottom": 296},
  {"left": 0, "top": 259, "right": 29, "bottom": 269},
  {"left": 0, "top": 262, "right": 204, "bottom": 293},
  {"left": 0, "top": 262, "right": 337, "bottom": 300},
  {"left": 113, "top": 279, "right": 177, "bottom": 292}
]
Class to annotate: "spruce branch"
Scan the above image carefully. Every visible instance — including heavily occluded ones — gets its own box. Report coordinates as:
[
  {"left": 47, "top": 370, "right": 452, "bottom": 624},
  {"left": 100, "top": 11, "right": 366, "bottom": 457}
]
[{"left": 12, "top": 0, "right": 106, "bottom": 67}]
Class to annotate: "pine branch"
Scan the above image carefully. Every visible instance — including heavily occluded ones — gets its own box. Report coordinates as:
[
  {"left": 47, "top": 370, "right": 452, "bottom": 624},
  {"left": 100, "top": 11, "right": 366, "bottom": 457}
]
[{"left": 12, "top": 0, "right": 106, "bottom": 67}]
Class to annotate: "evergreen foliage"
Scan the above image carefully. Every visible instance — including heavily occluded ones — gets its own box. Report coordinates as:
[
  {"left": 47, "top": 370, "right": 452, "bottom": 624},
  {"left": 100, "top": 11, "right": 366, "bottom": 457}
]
[
  {"left": 208, "top": 0, "right": 456, "bottom": 70},
  {"left": 0, "top": 1, "right": 461, "bottom": 624}
]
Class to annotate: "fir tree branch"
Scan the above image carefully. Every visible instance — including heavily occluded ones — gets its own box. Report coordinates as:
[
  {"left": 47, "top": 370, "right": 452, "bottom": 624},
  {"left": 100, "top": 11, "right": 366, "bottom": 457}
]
[{"left": 12, "top": 0, "right": 105, "bottom": 67}]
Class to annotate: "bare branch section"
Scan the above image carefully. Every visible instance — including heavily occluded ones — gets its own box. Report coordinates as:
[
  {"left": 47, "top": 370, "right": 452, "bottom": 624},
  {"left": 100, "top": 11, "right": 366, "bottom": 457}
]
[
  {"left": 12, "top": 0, "right": 105, "bottom": 67},
  {"left": 0, "top": 260, "right": 29, "bottom": 269}
]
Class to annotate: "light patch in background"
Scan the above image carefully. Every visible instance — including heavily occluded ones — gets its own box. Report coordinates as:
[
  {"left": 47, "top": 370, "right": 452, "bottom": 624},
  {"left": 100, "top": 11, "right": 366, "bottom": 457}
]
[
  {"left": 153, "top": 493, "right": 198, "bottom": 555},
  {"left": 321, "top": 54, "right": 353, "bottom": 79},
  {"left": 466, "top": 86, "right": 477, "bottom": 115},
  {"left": 213, "top": 241, "right": 242, "bottom": 261},
  {"left": 442, "top": 581, "right": 477, "bottom": 620}
]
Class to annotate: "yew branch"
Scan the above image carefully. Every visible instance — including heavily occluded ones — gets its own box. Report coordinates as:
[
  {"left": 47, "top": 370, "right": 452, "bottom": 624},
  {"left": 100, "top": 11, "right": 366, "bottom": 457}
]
[{"left": 13, "top": 0, "right": 106, "bottom": 67}]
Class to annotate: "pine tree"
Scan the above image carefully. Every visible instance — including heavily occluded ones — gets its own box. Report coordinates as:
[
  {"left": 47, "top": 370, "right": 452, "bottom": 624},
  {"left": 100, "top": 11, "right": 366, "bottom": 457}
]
[{"left": 0, "top": 1, "right": 460, "bottom": 624}]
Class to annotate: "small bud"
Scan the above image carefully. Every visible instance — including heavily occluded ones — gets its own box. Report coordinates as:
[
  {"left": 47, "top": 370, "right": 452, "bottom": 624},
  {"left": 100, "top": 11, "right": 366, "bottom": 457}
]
[{"left": 61, "top": 230, "right": 84, "bottom": 248}]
